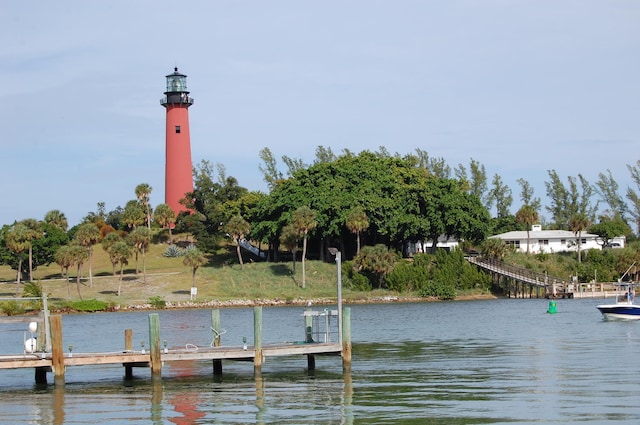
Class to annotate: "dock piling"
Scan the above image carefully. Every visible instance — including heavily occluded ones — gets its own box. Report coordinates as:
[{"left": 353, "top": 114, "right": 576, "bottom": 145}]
[
  {"left": 50, "top": 314, "right": 65, "bottom": 386},
  {"left": 212, "top": 309, "right": 222, "bottom": 375},
  {"left": 342, "top": 307, "right": 352, "bottom": 370},
  {"left": 253, "top": 306, "right": 263, "bottom": 370},
  {"left": 149, "top": 313, "right": 161, "bottom": 375}
]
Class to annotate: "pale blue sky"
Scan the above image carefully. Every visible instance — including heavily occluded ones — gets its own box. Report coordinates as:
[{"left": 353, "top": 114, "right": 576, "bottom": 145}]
[{"left": 1, "top": 1, "right": 638, "bottom": 227}]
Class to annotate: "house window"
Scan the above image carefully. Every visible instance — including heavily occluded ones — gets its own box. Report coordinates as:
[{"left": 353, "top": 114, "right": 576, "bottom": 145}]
[
  {"left": 506, "top": 240, "right": 520, "bottom": 249},
  {"left": 581, "top": 238, "right": 586, "bottom": 244},
  {"left": 175, "top": 125, "right": 181, "bottom": 134},
  {"left": 561, "top": 239, "right": 566, "bottom": 245},
  {"left": 538, "top": 239, "right": 549, "bottom": 245}
]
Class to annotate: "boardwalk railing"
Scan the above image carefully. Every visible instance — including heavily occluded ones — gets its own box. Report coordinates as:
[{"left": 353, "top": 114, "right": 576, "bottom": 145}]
[
  {"left": 467, "top": 256, "right": 571, "bottom": 298},
  {"left": 0, "top": 305, "right": 352, "bottom": 386}
]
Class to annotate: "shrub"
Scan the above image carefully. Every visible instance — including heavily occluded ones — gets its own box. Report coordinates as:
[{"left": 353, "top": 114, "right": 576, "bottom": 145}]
[
  {"left": 419, "top": 280, "right": 456, "bottom": 300},
  {"left": 163, "top": 245, "right": 183, "bottom": 257},
  {"left": 0, "top": 300, "right": 25, "bottom": 316},
  {"left": 70, "top": 299, "right": 109, "bottom": 312},
  {"left": 148, "top": 296, "right": 167, "bottom": 309},
  {"left": 342, "top": 261, "right": 372, "bottom": 291},
  {"left": 22, "top": 281, "right": 44, "bottom": 310},
  {"left": 386, "top": 260, "right": 429, "bottom": 292}
]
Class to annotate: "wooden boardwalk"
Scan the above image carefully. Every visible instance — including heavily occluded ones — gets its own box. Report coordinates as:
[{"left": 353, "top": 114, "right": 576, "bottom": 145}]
[
  {"left": 467, "top": 256, "right": 573, "bottom": 298},
  {"left": 0, "top": 305, "right": 351, "bottom": 386}
]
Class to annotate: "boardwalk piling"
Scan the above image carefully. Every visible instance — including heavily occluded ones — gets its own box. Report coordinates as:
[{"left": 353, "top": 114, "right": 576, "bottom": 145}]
[
  {"left": 149, "top": 313, "right": 161, "bottom": 375},
  {"left": 253, "top": 306, "right": 263, "bottom": 370},
  {"left": 342, "top": 307, "right": 352, "bottom": 371},
  {"left": 212, "top": 309, "right": 222, "bottom": 375},
  {"left": 50, "top": 314, "right": 65, "bottom": 386}
]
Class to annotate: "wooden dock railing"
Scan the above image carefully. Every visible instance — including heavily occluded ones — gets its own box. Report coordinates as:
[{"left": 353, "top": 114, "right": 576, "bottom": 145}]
[
  {"left": 467, "top": 256, "right": 572, "bottom": 298},
  {"left": 0, "top": 305, "right": 352, "bottom": 386}
]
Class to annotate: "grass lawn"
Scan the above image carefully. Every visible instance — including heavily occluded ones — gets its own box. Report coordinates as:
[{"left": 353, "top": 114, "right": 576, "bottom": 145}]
[{"left": 0, "top": 242, "right": 400, "bottom": 310}]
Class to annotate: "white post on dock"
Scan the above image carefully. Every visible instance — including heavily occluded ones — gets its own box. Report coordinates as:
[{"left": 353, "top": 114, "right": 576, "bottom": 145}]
[{"left": 328, "top": 247, "right": 343, "bottom": 346}]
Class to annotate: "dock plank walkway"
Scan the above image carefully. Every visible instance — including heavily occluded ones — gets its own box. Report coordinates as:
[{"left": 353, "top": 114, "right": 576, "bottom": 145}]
[
  {"left": 0, "top": 342, "right": 341, "bottom": 370},
  {"left": 467, "top": 256, "right": 573, "bottom": 298},
  {"left": 0, "top": 306, "right": 352, "bottom": 385}
]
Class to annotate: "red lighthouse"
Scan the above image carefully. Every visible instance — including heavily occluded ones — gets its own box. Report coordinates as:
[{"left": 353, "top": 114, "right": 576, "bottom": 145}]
[{"left": 161, "top": 67, "right": 194, "bottom": 216}]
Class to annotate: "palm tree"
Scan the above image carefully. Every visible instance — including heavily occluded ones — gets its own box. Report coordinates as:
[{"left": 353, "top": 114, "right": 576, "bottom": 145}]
[
  {"left": 224, "top": 215, "right": 251, "bottom": 269},
  {"left": 569, "top": 213, "right": 591, "bottom": 263},
  {"left": 291, "top": 206, "right": 318, "bottom": 289},
  {"left": 122, "top": 200, "right": 146, "bottom": 230},
  {"left": 6, "top": 223, "right": 30, "bottom": 287},
  {"left": 109, "top": 241, "right": 132, "bottom": 296},
  {"left": 74, "top": 223, "right": 101, "bottom": 287},
  {"left": 135, "top": 183, "right": 153, "bottom": 230},
  {"left": 102, "top": 232, "right": 123, "bottom": 275},
  {"left": 44, "top": 209, "right": 68, "bottom": 232},
  {"left": 183, "top": 248, "right": 208, "bottom": 301},
  {"left": 17, "top": 219, "right": 43, "bottom": 282},
  {"left": 345, "top": 206, "right": 369, "bottom": 254},
  {"left": 153, "top": 203, "right": 176, "bottom": 243},
  {"left": 69, "top": 244, "right": 89, "bottom": 300},
  {"left": 54, "top": 245, "right": 75, "bottom": 299},
  {"left": 481, "top": 238, "right": 508, "bottom": 260},
  {"left": 515, "top": 205, "right": 539, "bottom": 253},
  {"left": 128, "top": 227, "right": 150, "bottom": 281},
  {"left": 279, "top": 224, "right": 299, "bottom": 272}
]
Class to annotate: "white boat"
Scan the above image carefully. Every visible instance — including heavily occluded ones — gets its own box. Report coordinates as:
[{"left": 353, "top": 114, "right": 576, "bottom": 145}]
[{"left": 596, "top": 282, "right": 640, "bottom": 321}]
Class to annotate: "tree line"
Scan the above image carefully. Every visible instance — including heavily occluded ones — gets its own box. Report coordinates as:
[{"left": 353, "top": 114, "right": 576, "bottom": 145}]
[{"left": 1, "top": 147, "right": 639, "bottom": 295}]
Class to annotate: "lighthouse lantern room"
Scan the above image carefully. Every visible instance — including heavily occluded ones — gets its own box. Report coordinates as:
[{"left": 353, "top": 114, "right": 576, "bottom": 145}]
[{"left": 161, "top": 67, "right": 194, "bottom": 216}]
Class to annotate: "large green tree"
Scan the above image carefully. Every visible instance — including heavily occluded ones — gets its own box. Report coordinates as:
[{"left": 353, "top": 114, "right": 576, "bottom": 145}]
[
  {"left": 253, "top": 151, "right": 489, "bottom": 260},
  {"left": 626, "top": 160, "right": 640, "bottom": 236},
  {"left": 487, "top": 174, "right": 513, "bottom": 218},
  {"left": 545, "top": 170, "right": 596, "bottom": 229},
  {"left": 589, "top": 216, "right": 630, "bottom": 247},
  {"left": 182, "top": 160, "right": 249, "bottom": 252},
  {"left": 516, "top": 178, "right": 541, "bottom": 212}
]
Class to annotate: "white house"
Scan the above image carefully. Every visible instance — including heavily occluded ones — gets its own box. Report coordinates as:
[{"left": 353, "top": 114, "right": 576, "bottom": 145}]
[
  {"left": 408, "top": 236, "right": 459, "bottom": 254},
  {"left": 490, "top": 224, "right": 625, "bottom": 254}
]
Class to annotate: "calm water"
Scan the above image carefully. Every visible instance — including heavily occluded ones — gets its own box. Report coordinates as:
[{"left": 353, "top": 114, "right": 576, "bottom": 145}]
[{"left": 1, "top": 298, "right": 639, "bottom": 424}]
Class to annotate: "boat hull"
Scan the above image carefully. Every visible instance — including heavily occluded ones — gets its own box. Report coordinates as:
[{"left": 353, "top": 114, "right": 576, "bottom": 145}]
[{"left": 596, "top": 305, "right": 640, "bottom": 321}]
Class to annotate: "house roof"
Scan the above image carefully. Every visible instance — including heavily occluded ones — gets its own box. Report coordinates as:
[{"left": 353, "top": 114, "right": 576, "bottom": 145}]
[{"left": 490, "top": 230, "right": 598, "bottom": 240}]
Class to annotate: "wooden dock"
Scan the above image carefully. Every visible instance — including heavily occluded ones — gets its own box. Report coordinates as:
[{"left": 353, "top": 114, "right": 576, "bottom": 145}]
[{"left": 0, "top": 305, "right": 352, "bottom": 385}]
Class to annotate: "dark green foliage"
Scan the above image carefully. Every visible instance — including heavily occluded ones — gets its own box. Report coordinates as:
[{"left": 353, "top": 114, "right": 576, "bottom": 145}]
[
  {"left": 0, "top": 300, "right": 25, "bottom": 316},
  {"left": 0, "top": 222, "right": 70, "bottom": 278},
  {"left": 384, "top": 250, "right": 490, "bottom": 298},
  {"left": 347, "top": 272, "right": 372, "bottom": 291},
  {"left": 22, "top": 281, "right": 43, "bottom": 310},
  {"left": 418, "top": 280, "right": 456, "bottom": 300},
  {"left": 353, "top": 244, "right": 398, "bottom": 288},
  {"left": 69, "top": 299, "right": 109, "bottom": 312},
  {"left": 148, "top": 296, "right": 167, "bottom": 309},
  {"left": 386, "top": 260, "right": 430, "bottom": 292},
  {"left": 429, "top": 249, "right": 490, "bottom": 291}
]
